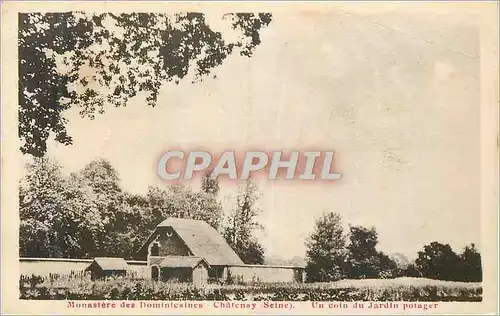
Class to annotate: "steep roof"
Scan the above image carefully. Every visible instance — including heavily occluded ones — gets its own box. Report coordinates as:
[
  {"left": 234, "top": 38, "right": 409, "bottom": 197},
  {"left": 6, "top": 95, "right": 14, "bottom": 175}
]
[
  {"left": 139, "top": 218, "right": 243, "bottom": 266},
  {"left": 86, "top": 257, "right": 128, "bottom": 271},
  {"left": 152, "top": 256, "right": 210, "bottom": 269}
]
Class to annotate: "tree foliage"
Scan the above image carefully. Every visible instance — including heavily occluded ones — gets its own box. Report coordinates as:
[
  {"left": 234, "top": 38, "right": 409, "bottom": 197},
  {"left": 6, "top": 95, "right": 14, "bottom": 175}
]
[
  {"left": 304, "top": 213, "right": 482, "bottom": 283},
  {"left": 390, "top": 252, "right": 411, "bottom": 277},
  {"left": 19, "top": 158, "right": 268, "bottom": 263},
  {"left": 201, "top": 171, "right": 220, "bottom": 196},
  {"left": 145, "top": 183, "right": 223, "bottom": 232},
  {"left": 222, "top": 180, "right": 265, "bottom": 264},
  {"left": 305, "top": 212, "right": 348, "bottom": 282},
  {"left": 19, "top": 12, "right": 272, "bottom": 157},
  {"left": 415, "top": 241, "right": 482, "bottom": 282},
  {"left": 237, "top": 239, "right": 266, "bottom": 265},
  {"left": 19, "top": 157, "right": 223, "bottom": 259},
  {"left": 458, "top": 243, "right": 482, "bottom": 282},
  {"left": 415, "top": 242, "right": 461, "bottom": 281},
  {"left": 346, "top": 226, "right": 388, "bottom": 279},
  {"left": 19, "top": 158, "right": 102, "bottom": 258}
]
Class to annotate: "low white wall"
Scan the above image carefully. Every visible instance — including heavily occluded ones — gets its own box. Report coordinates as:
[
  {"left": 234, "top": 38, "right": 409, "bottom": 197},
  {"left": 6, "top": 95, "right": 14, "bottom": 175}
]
[
  {"left": 20, "top": 259, "right": 304, "bottom": 283},
  {"left": 127, "top": 261, "right": 149, "bottom": 279},
  {"left": 20, "top": 258, "right": 92, "bottom": 277},
  {"left": 20, "top": 258, "right": 148, "bottom": 278},
  {"left": 227, "top": 264, "right": 305, "bottom": 283}
]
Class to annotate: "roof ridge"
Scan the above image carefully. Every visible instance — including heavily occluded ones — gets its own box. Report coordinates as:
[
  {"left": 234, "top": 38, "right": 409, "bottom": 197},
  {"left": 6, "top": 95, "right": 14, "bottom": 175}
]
[
  {"left": 94, "top": 257, "right": 126, "bottom": 260},
  {"left": 162, "top": 217, "right": 205, "bottom": 221},
  {"left": 160, "top": 255, "right": 202, "bottom": 258}
]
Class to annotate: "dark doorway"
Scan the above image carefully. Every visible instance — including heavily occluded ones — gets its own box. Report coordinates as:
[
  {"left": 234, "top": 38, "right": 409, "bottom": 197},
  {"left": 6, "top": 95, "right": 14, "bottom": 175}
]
[{"left": 151, "top": 266, "right": 159, "bottom": 281}]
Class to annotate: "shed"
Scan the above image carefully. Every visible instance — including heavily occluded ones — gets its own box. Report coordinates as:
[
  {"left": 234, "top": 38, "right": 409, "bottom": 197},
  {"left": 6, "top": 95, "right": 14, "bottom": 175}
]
[
  {"left": 150, "top": 256, "right": 210, "bottom": 286},
  {"left": 85, "top": 257, "right": 129, "bottom": 280}
]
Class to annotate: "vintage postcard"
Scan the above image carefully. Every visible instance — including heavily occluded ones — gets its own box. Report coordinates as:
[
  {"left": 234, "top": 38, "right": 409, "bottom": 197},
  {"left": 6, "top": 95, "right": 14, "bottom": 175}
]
[{"left": 1, "top": 1, "right": 498, "bottom": 315}]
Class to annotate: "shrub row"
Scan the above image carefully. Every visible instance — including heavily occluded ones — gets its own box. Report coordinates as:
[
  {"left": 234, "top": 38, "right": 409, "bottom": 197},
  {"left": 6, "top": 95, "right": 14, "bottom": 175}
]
[{"left": 20, "top": 283, "right": 482, "bottom": 302}]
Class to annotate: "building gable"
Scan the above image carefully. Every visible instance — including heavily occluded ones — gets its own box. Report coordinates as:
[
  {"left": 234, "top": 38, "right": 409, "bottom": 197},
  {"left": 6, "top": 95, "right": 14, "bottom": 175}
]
[{"left": 148, "top": 226, "right": 192, "bottom": 257}]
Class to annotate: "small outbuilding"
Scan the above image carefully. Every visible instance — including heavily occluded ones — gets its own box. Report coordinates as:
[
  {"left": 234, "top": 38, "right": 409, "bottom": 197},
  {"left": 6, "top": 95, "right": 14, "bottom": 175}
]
[
  {"left": 85, "top": 257, "right": 129, "bottom": 280},
  {"left": 150, "top": 256, "right": 210, "bottom": 286}
]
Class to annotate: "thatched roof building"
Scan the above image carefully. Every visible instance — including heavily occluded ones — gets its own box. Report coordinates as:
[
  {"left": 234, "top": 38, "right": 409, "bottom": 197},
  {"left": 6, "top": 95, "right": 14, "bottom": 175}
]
[{"left": 136, "top": 218, "right": 243, "bottom": 266}]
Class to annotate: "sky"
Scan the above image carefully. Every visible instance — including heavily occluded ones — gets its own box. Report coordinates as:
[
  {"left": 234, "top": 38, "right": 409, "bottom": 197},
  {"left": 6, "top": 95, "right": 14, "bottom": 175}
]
[{"left": 41, "top": 7, "right": 481, "bottom": 261}]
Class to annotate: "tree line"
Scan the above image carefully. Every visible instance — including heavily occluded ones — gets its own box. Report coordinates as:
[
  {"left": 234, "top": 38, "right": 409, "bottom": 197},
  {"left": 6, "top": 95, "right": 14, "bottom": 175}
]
[
  {"left": 305, "top": 212, "right": 482, "bottom": 283},
  {"left": 19, "top": 157, "right": 265, "bottom": 264},
  {"left": 20, "top": 157, "right": 482, "bottom": 283}
]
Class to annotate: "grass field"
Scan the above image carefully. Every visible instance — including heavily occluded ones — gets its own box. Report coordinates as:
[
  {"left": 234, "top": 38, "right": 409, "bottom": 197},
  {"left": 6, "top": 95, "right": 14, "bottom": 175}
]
[{"left": 19, "top": 276, "right": 482, "bottom": 301}]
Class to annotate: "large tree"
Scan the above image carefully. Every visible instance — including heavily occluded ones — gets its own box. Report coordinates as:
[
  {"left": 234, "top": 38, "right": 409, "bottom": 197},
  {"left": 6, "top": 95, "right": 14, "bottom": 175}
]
[
  {"left": 19, "top": 12, "right": 272, "bottom": 157},
  {"left": 415, "top": 242, "right": 482, "bottom": 282},
  {"left": 111, "top": 192, "right": 150, "bottom": 259},
  {"left": 19, "top": 157, "right": 102, "bottom": 258},
  {"left": 346, "top": 226, "right": 381, "bottom": 279},
  {"left": 346, "top": 225, "right": 398, "bottom": 279},
  {"left": 415, "top": 241, "right": 461, "bottom": 281},
  {"left": 223, "top": 180, "right": 265, "bottom": 264},
  {"left": 457, "top": 243, "right": 482, "bottom": 282},
  {"left": 305, "top": 212, "right": 348, "bottom": 282},
  {"left": 76, "top": 159, "right": 133, "bottom": 257}
]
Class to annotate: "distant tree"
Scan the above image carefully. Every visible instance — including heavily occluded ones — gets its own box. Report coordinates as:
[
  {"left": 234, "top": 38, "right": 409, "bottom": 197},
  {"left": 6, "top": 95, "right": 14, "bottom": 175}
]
[
  {"left": 404, "top": 263, "right": 422, "bottom": 277},
  {"left": 19, "top": 12, "right": 273, "bottom": 157},
  {"left": 457, "top": 243, "right": 482, "bottom": 282},
  {"left": 114, "top": 192, "right": 150, "bottom": 259},
  {"left": 415, "top": 241, "right": 461, "bottom": 281},
  {"left": 201, "top": 171, "right": 220, "bottom": 196},
  {"left": 19, "top": 158, "right": 65, "bottom": 257},
  {"left": 77, "top": 159, "right": 125, "bottom": 256},
  {"left": 266, "top": 255, "right": 306, "bottom": 267},
  {"left": 237, "top": 239, "right": 265, "bottom": 265},
  {"left": 390, "top": 252, "right": 411, "bottom": 277},
  {"left": 346, "top": 226, "right": 381, "bottom": 279},
  {"left": 289, "top": 256, "right": 307, "bottom": 267},
  {"left": 305, "top": 212, "right": 348, "bottom": 282},
  {"left": 223, "top": 180, "right": 265, "bottom": 264},
  {"left": 377, "top": 251, "right": 398, "bottom": 279},
  {"left": 79, "top": 159, "right": 122, "bottom": 195},
  {"left": 145, "top": 183, "right": 224, "bottom": 231}
]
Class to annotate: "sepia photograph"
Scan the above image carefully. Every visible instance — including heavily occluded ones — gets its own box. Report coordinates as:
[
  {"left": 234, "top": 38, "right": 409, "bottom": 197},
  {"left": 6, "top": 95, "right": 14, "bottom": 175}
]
[{"left": 1, "top": 1, "right": 498, "bottom": 315}]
